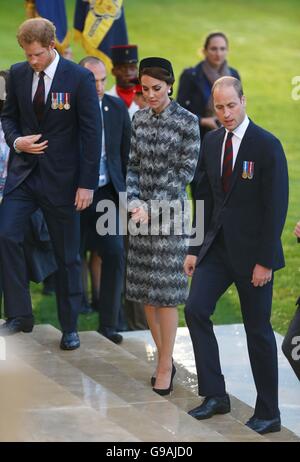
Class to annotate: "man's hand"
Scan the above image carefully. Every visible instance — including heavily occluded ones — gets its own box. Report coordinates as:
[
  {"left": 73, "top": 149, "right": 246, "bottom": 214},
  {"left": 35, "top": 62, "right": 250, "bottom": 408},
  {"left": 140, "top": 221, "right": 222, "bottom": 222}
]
[
  {"left": 15, "top": 134, "right": 48, "bottom": 154},
  {"left": 294, "top": 221, "right": 300, "bottom": 238},
  {"left": 74, "top": 188, "right": 94, "bottom": 211},
  {"left": 130, "top": 207, "right": 149, "bottom": 224},
  {"left": 251, "top": 264, "right": 272, "bottom": 287},
  {"left": 184, "top": 255, "right": 197, "bottom": 277}
]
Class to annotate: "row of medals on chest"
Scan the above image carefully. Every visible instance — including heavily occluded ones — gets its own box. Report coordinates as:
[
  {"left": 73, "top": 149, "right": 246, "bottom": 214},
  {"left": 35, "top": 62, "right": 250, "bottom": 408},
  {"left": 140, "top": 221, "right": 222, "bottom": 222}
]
[{"left": 51, "top": 93, "right": 70, "bottom": 110}]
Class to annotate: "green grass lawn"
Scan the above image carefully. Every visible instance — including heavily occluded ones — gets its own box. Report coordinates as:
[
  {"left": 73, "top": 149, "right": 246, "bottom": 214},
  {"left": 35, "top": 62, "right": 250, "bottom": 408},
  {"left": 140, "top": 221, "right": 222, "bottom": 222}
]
[{"left": 0, "top": 0, "right": 300, "bottom": 333}]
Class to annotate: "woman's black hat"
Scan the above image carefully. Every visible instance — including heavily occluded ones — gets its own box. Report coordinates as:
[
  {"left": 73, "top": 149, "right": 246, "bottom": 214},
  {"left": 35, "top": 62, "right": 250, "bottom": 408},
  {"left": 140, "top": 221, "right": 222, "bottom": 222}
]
[{"left": 139, "top": 57, "right": 174, "bottom": 76}]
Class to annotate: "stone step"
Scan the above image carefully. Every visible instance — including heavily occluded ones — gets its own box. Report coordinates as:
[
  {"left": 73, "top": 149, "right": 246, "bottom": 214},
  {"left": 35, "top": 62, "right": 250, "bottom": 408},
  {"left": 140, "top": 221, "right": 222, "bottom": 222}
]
[
  {"left": 5, "top": 332, "right": 185, "bottom": 442},
  {"left": 30, "top": 325, "right": 263, "bottom": 442},
  {"left": 3, "top": 323, "right": 298, "bottom": 442},
  {"left": 116, "top": 335, "right": 266, "bottom": 442},
  {"left": 120, "top": 332, "right": 300, "bottom": 442},
  {"left": 1, "top": 338, "right": 139, "bottom": 442},
  {"left": 28, "top": 324, "right": 228, "bottom": 442}
]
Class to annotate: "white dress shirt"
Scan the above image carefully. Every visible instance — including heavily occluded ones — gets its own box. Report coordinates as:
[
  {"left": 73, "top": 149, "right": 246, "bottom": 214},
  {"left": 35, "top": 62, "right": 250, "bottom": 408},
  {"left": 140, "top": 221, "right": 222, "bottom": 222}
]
[
  {"left": 98, "top": 100, "right": 110, "bottom": 187},
  {"left": 31, "top": 48, "right": 60, "bottom": 102},
  {"left": 220, "top": 115, "right": 250, "bottom": 175}
]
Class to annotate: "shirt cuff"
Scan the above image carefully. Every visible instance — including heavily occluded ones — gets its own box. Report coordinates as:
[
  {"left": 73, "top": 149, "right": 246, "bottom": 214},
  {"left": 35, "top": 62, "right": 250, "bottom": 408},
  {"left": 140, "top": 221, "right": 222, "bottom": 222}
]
[{"left": 13, "top": 137, "right": 21, "bottom": 153}]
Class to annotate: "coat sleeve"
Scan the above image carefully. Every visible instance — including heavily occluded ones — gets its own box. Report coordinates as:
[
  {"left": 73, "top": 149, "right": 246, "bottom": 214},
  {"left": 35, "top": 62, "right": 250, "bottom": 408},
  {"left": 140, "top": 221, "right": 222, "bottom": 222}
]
[
  {"left": 120, "top": 101, "right": 131, "bottom": 180},
  {"left": 126, "top": 115, "right": 140, "bottom": 204},
  {"left": 256, "top": 136, "right": 289, "bottom": 268},
  {"left": 231, "top": 68, "right": 241, "bottom": 82},
  {"left": 76, "top": 70, "right": 102, "bottom": 190},
  {"left": 1, "top": 67, "right": 22, "bottom": 149},
  {"left": 177, "top": 69, "right": 202, "bottom": 123}
]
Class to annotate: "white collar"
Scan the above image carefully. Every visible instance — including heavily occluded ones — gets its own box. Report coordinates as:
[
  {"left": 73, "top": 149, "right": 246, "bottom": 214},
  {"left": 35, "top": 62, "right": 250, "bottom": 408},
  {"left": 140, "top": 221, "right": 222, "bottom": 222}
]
[
  {"left": 34, "top": 48, "right": 60, "bottom": 79},
  {"left": 226, "top": 115, "right": 250, "bottom": 140}
]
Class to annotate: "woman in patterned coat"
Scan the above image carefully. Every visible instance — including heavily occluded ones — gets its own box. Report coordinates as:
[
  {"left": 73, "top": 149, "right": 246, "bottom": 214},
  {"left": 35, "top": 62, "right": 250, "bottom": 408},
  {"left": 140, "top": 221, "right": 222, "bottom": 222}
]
[{"left": 126, "top": 57, "right": 200, "bottom": 395}]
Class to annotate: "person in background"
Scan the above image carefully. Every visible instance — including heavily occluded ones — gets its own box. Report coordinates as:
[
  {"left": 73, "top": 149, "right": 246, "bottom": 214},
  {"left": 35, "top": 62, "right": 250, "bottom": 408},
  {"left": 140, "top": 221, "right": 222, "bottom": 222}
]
[
  {"left": 106, "top": 44, "right": 139, "bottom": 119},
  {"left": 184, "top": 77, "right": 288, "bottom": 435},
  {"left": 281, "top": 222, "right": 300, "bottom": 381},
  {"left": 133, "top": 82, "right": 148, "bottom": 110},
  {"left": 0, "top": 18, "right": 101, "bottom": 350},
  {"left": 106, "top": 44, "right": 148, "bottom": 330},
  {"left": 177, "top": 32, "right": 241, "bottom": 140},
  {"left": 79, "top": 56, "right": 131, "bottom": 344},
  {"left": 126, "top": 57, "right": 200, "bottom": 395},
  {"left": 177, "top": 33, "right": 241, "bottom": 205}
]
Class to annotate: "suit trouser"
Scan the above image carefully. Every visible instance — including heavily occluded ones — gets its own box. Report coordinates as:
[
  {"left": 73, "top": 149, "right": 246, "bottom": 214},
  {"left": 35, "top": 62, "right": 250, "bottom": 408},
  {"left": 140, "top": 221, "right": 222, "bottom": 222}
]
[
  {"left": 0, "top": 168, "right": 82, "bottom": 332},
  {"left": 80, "top": 183, "right": 125, "bottom": 330},
  {"left": 282, "top": 304, "right": 300, "bottom": 381},
  {"left": 185, "top": 234, "right": 279, "bottom": 420}
]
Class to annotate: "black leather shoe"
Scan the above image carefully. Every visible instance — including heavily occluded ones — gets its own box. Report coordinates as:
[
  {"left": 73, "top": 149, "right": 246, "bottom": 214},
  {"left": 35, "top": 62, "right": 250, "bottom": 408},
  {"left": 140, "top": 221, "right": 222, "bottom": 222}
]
[
  {"left": 108, "top": 332, "right": 123, "bottom": 344},
  {"left": 0, "top": 316, "right": 34, "bottom": 336},
  {"left": 98, "top": 328, "right": 123, "bottom": 344},
  {"left": 60, "top": 332, "right": 80, "bottom": 350},
  {"left": 245, "top": 416, "right": 281, "bottom": 434},
  {"left": 188, "top": 394, "right": 231, "bottom": 420}
]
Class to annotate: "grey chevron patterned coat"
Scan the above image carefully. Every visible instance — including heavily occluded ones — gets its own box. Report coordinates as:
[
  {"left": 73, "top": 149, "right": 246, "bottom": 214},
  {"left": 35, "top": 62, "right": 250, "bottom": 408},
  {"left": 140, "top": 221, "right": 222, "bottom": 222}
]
[{"left": 126, "top": 101, "right": 200, "bottom": 306}]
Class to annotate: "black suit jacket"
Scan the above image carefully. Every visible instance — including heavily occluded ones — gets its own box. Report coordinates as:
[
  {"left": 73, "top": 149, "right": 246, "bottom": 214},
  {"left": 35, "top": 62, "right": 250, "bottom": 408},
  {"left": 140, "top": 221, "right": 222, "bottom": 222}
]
[
  {"left": 189, "top": 120, "right": 289, "bottom": 276},
  {"left": 1, "top": 57, "right": 102, "bottom": 206},
  {"left": 102, "top": 94, "right": 131, "bottom": 196}
]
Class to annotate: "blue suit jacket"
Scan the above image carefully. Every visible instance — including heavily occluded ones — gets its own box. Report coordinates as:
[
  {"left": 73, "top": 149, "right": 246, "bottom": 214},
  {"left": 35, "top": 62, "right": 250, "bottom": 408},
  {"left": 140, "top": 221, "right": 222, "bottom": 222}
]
[
  {"left": 1, "top": 57, "right": 102, "bottom": 206},
  {"left": 101, "top": 94, "right": 131, "bottom": 196},
  {"left": 190, "top": 120, "right": 289, "bottom": 276}
]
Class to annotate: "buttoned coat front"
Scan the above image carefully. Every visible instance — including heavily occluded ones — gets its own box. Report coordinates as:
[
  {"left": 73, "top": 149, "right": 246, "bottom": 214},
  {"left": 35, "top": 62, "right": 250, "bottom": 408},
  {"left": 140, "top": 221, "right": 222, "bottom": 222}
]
[{"left": 126, "top": 101, "right": 200, "bottom": 306}]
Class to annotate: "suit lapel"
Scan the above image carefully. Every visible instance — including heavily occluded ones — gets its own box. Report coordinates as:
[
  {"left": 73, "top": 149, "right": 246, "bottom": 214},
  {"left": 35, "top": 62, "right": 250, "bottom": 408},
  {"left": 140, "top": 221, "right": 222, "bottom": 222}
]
[
  {"left": 212, "top": 128, "right": 226, "bottom": 195},
  {"left": 225, "top": 121, "right": 255, "bottom": 200},
  {"left": 102, "top": 95, "right": 111, "bottom": 157},
  {"left": 24, "top": 65, "right": 38, "bottom": 126},
  {"left": 42, "top": 58, "right": 68, "bottom": 122}
]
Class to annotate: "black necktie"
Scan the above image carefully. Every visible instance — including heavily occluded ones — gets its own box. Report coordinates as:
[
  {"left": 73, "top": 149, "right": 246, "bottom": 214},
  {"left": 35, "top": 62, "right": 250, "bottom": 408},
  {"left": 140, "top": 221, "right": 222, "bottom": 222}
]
[
  {"left": 221, "top": 131, "right": 234, "bottom": 193},
  {"left": 33, "top": 71, "right": 45, "bottom": 122}
]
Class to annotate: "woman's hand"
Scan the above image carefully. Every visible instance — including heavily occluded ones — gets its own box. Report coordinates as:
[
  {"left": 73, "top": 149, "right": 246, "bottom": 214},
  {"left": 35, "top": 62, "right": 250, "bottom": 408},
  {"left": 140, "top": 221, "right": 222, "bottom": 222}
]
[
  {"left": 184, "top": 255, "right": 197, "bottom": 277},
  {"left": 131, "top": 207, "right": 149, "bottom": 224}
]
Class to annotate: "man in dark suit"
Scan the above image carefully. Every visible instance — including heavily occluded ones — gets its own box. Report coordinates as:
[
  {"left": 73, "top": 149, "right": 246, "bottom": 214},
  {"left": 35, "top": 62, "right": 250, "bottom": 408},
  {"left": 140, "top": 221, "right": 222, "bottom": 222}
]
[
  {"left": 79, "top": 56, "right": 131, "bottom": 344},
  {"left": 184, "top": 76, "right": 288, "bottom": 434},
  {"left": 0, "top": 18, "right": 101, "bottom": 350}
]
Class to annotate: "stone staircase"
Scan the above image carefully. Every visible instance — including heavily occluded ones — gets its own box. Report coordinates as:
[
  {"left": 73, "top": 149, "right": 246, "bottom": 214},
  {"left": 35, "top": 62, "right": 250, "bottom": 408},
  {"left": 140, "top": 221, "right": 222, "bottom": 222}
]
[{"left": 0, "top": 324, "right": 299, "bottom": 442}]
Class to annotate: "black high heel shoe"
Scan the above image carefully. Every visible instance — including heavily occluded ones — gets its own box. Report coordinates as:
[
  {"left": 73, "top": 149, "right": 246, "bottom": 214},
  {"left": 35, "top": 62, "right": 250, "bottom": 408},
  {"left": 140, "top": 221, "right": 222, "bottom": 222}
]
[
  {"left": 152, "top": 362, "right": 176, "bottom": 396},
  {"left": 151, "top": 358, "right": 174, "bottom": 387}
]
